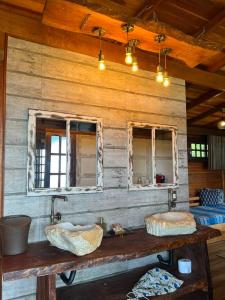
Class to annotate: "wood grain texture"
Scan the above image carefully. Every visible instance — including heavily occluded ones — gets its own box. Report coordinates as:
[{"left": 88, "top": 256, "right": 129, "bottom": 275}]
[
  {"left": 3, "top": 226, "right": 220, "bottom": 281},
  {"left": 3, "top": 37, "right": 188, "bottom": 299},
  {"left": 0, "top": 32, "right": 7, "bottom": 218},
  {"left": 57, "top": 242, "right": 212, "bottom": 300},
  {"left": 57, "top": 264, "right": 208, "bottom": 300},
  {"left": 0, "top": 30, "right": 7, "bottom": 300},
  {"left": 0, "top": 8, "right": 225, "bottom": 89},
  {"left": 37, "top": 275, "right": 56, "bottom": 300},
  {"left": 188, "top": 161, "right": 223, "bottom": 197},
  {"left": 41, "top": 0, "right": 220, "bottom": 68}
]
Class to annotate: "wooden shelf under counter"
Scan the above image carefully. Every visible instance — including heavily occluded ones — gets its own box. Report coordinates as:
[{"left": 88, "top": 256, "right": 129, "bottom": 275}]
[{"left": 2, "top": 225, "right": 220, "bottom": 300}]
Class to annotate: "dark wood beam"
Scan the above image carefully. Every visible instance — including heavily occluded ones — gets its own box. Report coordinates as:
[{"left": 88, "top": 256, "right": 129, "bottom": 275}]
[
  {"left": 206, "top": 53, "right": 225, "bottom": 72},
  {"left": 188, "top": 103, "right": 225, "bottom": 125},
  {"left": 194, "top": 8, "right": 225, "bottom": 37},
  {"left": 187, "top": 126, "right": 225, "bottom": 136},
  {"left": 0, "top": 31, "right": 7, "bottom": 300},
  {"left": 187, "top": 90, "right": 225, "bottom": 110},
  {"left": 1, "top": 4, "right": 225, "bottom": 90},
  {"left": 134, "top": 0, "right": 163, "bottom": 19}
]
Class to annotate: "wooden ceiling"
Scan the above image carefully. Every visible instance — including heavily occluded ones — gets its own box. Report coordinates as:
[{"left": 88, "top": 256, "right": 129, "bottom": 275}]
[{"left": 0, "top": 0, "right": 225, "bottom": 130}]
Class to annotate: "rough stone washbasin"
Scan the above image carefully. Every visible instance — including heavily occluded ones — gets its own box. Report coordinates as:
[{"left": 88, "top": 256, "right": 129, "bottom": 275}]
[
  {"left": 45, "top": 222, "right": 103, "bottom": 256},
  {"left": 145, "top": 211, "right": 196, "bottom": 237}
]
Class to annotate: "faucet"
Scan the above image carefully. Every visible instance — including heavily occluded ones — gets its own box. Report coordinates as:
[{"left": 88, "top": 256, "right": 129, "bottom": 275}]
[
  {"left": 168, "top": 189, "right": 177, "bottom": 211},
  {"left": 50, "top": 195, "right": 68, "bottom": 225}
]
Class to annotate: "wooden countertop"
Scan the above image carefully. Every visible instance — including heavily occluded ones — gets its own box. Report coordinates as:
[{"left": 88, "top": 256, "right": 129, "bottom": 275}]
[{"left": 3, "top": 225, "right": 220, "bottom": 281}]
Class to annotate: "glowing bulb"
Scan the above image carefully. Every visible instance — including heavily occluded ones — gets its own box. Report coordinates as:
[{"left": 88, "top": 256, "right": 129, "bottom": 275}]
[
  {"left": 156, "top": 65, "right": 164, "bottom": 83},
  {"left": 125, "top": 46, "right": 133, "bottom": 65},
  {"left": 98, "top": 59, "right": 106, "bottom": 71},
  {"left": 163, "top": 71, "right": 170, "bottom": 87},
  {"left": 131, "top": 57, "right": 138, "bottom": 72},
  {"left": 98, "top": 52, "right": 106, "bottom": 71},
  {"left": 217, "top": 119, "right": 225, "bottom": 129}
]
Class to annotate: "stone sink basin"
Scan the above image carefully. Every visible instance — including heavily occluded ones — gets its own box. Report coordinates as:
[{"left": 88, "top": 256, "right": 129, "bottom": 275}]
[
  {"left": 145, "top": 211, "right": 196, "bottom": 237},
  {"left": 45, "top": 222, "right": 103, "bottom": 256}
]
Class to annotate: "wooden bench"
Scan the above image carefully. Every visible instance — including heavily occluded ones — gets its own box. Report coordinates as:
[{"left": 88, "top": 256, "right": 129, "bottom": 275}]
[{"left": 2, "top": 226, "right": 220, "bottom": 300}]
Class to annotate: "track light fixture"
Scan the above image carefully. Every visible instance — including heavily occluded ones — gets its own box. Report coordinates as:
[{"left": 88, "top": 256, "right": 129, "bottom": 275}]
[
  {"left": 93, "top": 27, "right": 106, "bottom": 71},
  {"left": 217, "top": 109, "right": 225, "bottom": 129}
]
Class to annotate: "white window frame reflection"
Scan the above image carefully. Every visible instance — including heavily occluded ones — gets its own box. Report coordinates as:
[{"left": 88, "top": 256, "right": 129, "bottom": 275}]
[
  {"left": 27, "top": 110, "right": 103, "bottom": 196},
  {"left": 128, "top": 122, "right": 179, "bottom": 190}
]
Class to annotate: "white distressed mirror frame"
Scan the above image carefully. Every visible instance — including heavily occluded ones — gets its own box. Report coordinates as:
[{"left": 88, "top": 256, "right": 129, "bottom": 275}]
[
  {"left": 128, "top": 122, "right": 179, "bottom": 190},
  {"left": 27, "top": 109, "right": 103, "bottom": 196}
]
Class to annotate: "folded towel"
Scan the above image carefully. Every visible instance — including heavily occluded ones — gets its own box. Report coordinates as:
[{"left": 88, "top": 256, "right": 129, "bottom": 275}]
[{"left": 127, "top": 267, "right": 183, "bottom": 299}]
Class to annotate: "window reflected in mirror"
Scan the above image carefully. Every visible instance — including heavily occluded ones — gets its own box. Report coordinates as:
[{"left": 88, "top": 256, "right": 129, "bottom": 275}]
[
  {"left": 35, "top": 118, "right": 67, "bottom": 189},
  {"left": 28, "top": 110, "right": 103, "bottom": 195},
  {"left": 132, "top": 128, "right": 152, "bottom": 185}
]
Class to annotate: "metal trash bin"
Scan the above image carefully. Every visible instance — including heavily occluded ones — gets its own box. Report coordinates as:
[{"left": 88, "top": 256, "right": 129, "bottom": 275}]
[{"left": 0, "top": 215, "right": 31, "bottom": 255}]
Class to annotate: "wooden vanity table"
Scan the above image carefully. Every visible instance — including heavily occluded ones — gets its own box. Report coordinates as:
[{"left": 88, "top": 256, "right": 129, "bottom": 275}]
[{"left": 2, "top": 226, "right": 220, "bottom": 300}]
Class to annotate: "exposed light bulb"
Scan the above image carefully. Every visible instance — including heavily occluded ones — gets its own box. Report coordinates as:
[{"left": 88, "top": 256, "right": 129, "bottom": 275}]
[
  {"left": 125, "top": 47, "right": 133, "bottom": 65},
  {"left": 156, "top": 65, "right": 164, "bottom": 83},
  {"left": 131, "top": 57, "right": 138, "bottom": 72},
  {"left": 217, "top": 119, "right": 225, "bottom": 129},
  {"left": 163, "top": 71, "right": 170, "bottom": 87},
  {"left": 98, "top": 52, "right": 106, "bottom": 71}
]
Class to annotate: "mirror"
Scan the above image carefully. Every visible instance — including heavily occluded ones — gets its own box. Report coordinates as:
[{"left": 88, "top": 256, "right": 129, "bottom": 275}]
[
  {"left": 128, "top": 123, "right": 178, "bottom": 189},
  {"left": 28, "top": 110, "right": 103, "bottom": 195}
]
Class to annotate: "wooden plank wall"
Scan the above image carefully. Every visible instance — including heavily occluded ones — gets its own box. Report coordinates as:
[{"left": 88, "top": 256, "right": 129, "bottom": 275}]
[
  {"left": 3, "top": 37, "right": 188, "bottom": 300},
  {"left": 188, "top": 161, "right": 223, "bottom": 197}
]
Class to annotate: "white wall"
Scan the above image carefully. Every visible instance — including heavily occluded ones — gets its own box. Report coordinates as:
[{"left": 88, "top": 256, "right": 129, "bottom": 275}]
[{"left": 3, "top": 37, "right": 188, "bottom": 300}]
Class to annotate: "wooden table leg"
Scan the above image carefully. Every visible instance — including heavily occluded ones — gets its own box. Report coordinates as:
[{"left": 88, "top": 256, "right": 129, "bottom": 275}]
[{"left": 37, "top": 274, "right": 56, "bottom": 300}]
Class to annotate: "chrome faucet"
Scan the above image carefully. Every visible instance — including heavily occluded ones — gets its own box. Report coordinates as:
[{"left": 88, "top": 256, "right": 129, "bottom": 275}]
[
  {"left": 168, "top": 189, "right": 177, "bottom": 211},
  {"left": 50, "top": 195, "right": 68, "bottom": 225}
]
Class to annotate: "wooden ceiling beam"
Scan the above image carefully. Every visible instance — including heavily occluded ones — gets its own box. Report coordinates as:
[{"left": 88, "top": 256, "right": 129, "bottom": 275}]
[
  {"left": 194, "top": 8, "right": 225, "bottom": 37},
  {"left": 134, "top": 0, "right": 163, "bottom": 20},
  {"left": 1, "top": 5, "right": 225, "bottom": 90},
  {"left": 41, "top": 0, "right": 225, "bottom": 68},
  {"left": 187, "top": 90, "right": 225, "bottom": 110},
  {"left": 188, "top": 103, "right": 225, "bottom": 125},
  {"left": 187, "top": 126, "right": 225, "bottom": 135},
  {"left": 0, "top": 0, "right": 46, "bottom": 13},
  {"left": 63, "top": 0, "right": 224, "bottom": 53},
  {"left": 206, "top": 53, "right": 225, "bottom": 72}
]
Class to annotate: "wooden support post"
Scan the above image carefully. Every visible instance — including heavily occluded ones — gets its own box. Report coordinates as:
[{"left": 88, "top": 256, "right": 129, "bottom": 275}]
[
  {"left": 0, "top": 32, "right": 7, "bottom": 217},
  {"left": 0, "top": 31, "right": 7, "bottom": 300},
  {"left": 37, "top": 275, "right": 56, "bottom": 300}
]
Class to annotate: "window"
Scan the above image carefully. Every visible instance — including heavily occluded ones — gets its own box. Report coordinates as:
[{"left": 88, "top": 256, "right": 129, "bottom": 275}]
[
  {"left": 28, "top": 110, "right": 103, "bottom": 195},
  {"left": 190, "top": 143, "right": 208, "bottom": 159},
  {"left": 128, "top": 122, "right": 178, "bottom": 190},
  {"left": 188, "top": 135, "right": 208, "bottom": 160}
]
